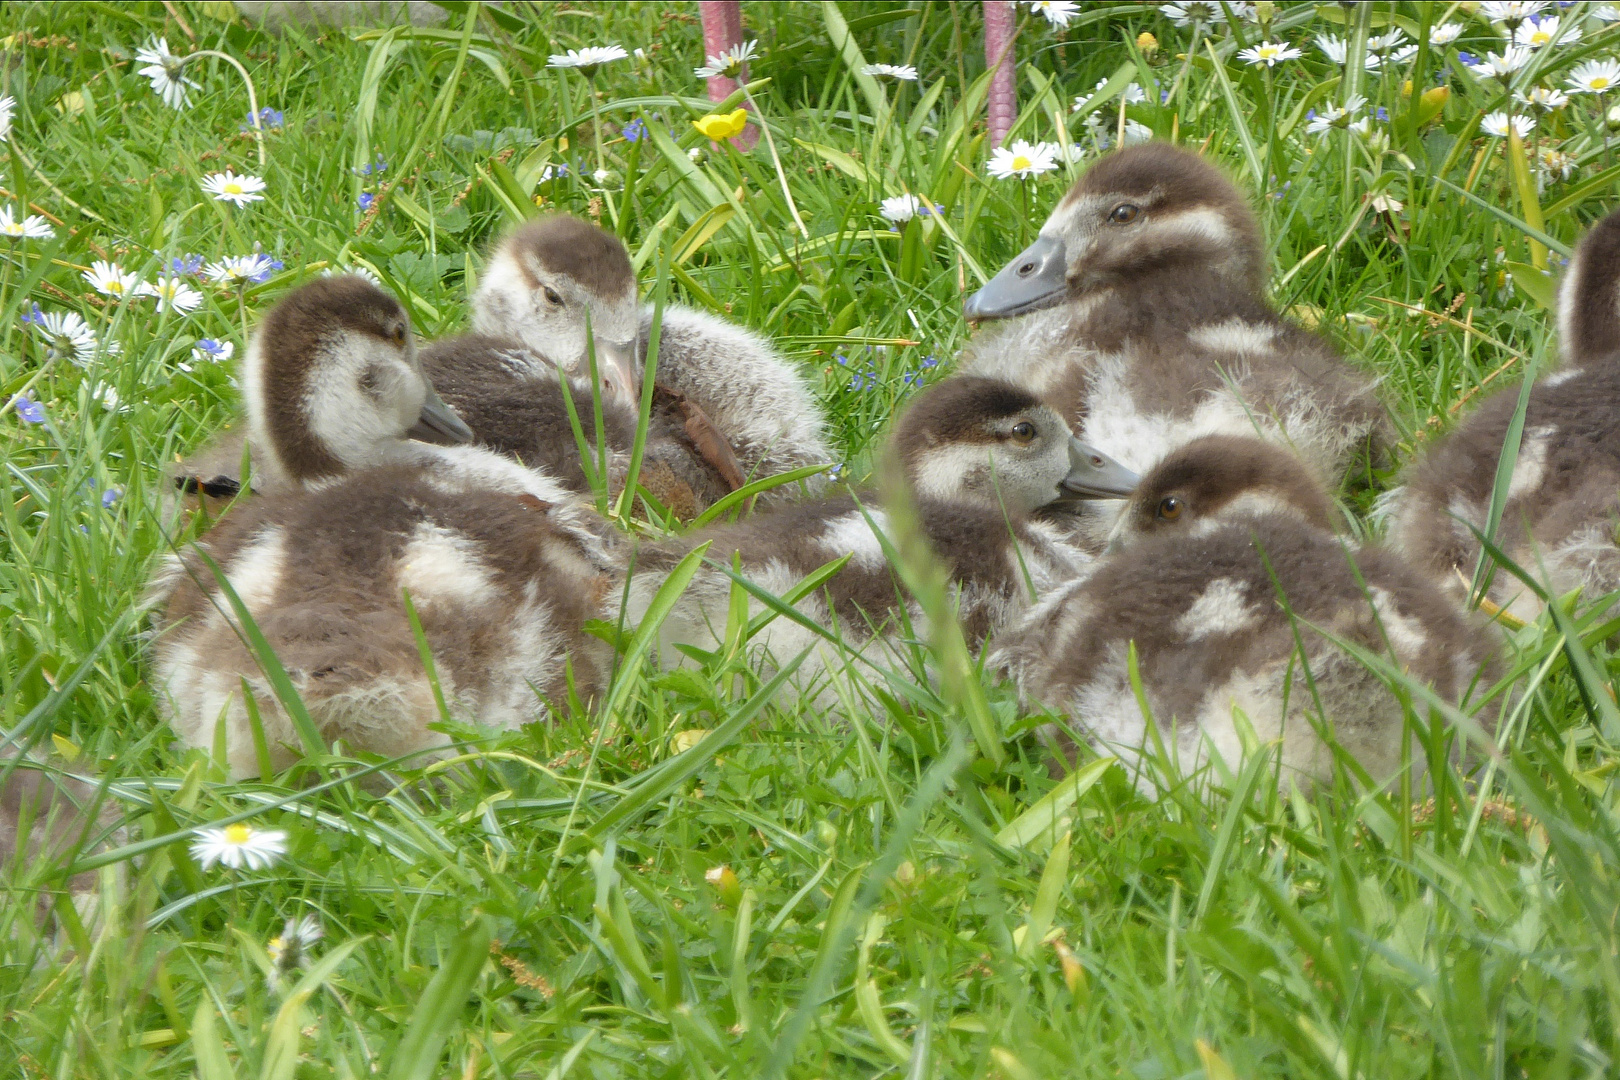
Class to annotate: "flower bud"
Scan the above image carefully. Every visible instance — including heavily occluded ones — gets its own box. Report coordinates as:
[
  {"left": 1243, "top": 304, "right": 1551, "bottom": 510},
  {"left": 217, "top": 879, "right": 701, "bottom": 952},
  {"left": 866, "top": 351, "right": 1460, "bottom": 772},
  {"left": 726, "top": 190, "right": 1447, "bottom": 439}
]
[
  {"left": 705, "top": 865, "right": 742, "bottom": 907},
  {"left": 1136, "top": 32, "right": 1159, "bottom": 56}
]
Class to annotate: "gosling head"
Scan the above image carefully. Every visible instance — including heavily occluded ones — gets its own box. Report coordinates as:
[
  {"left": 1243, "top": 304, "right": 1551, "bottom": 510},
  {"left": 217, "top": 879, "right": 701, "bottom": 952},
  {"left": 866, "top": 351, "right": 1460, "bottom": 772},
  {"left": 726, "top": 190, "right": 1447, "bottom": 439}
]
[
  {"left": 965, "top": 143, "right": 1263, "bottom": 321},
  {"left": 1106, "top": 435, "right": 1337, "bottom": 550},
  {"left": 1557, "top": 206, "right": 1620, "bottom": 364},
  {"left": 243, "top": 275, "right": 473, "bottom": 487},
  {"left": 471, "top": 214, "right": 641, "bottom": 405},
  {"left": 890, "top": 376, "right": 1137, "bottom": 513}
]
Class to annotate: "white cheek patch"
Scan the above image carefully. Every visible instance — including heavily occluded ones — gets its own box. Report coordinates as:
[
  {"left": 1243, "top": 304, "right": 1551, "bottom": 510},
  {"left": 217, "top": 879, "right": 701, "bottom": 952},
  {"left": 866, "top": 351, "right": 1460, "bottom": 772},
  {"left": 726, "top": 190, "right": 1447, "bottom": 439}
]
[
  {"left": 301, "top": 333, "right": 414, "bottom": 472},
  {"left": 1145, "top": 206, "right": 1237, "bottom": 251},
  {"left": 909, "top": 443, "right": 995, "bottom": 503},
  {"left": 819, "top": 510, "right": 891, "bottom": 571},
  {"left": 1540, "top": 367, "right": 1583, "bottom": 389},
  {"left": 1368, "top": 587, "right": 1429, "bottom": 656},
  {"left": 1174, "top": 577, "right": 1261, "bottom": 641},
  {"left": 1555, "top": 246, "right": 1587, "bottom": 358},
  {"left": 1506, "top": 425, "right": 1557, "bottom": 501},
  {"left": 1187, "top": 319, "right": 1280, "bottom": 354},
  {"left": 397, "top": 523, "right": 498, "bottom": 610},
  {"left": 471, "top": 252, "right": 537, "bottom": 336},
  {"left": 1216, "top": 490, "right": 1298, "bottom": 524}
]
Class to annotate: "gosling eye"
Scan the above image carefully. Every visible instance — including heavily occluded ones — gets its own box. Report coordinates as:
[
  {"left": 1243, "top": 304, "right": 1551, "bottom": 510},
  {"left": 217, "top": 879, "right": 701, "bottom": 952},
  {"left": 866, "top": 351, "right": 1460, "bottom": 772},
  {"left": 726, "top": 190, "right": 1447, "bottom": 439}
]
[
  {"left": 1109, "top": 203, "right": 1140, "bottom": 224},
  {"left": 1157, "top": 495, "right": 1183, "bottom": 521},
  {"left": 390, "top": 323, "right": 408, "bottom": 345},
  {"left": 542, "top": 287, "right": 564, "bottom": 306},
  {"left": 1008, "top": 420, "right": 1036, "bottom": 444}
]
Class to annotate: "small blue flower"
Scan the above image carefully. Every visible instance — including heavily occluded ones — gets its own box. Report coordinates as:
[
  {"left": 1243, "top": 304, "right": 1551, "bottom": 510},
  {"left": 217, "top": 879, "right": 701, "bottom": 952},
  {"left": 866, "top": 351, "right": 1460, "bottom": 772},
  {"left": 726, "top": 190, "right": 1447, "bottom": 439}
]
[
  {"left": 358, "top": 192, "right": 375, "bottom": 211},
  {"left": 1375, "top": 106, "right": 1389, "bottom": 121},
  {"left": 1160, "top": 88, "right": 1170, "bottom": 103},
  {"left": 834, "top": 351, "right": 848, "bottom": 366},
  {"left": 241, "top": 107, "right": 284, "bottom": 131},
  {"left": 20, "top": 303, "right": 45, "bottom": 327},
  {"left": 194, "top": 338, "right": 231, "bottom": 360},
  {"left": 101, "top": 487, "right": 122, "bottom": 508},
  {"left": 623, "top": 118, "right": 647, "bottom": 142},
  {"left": 171, "top": 254, "right": 204, "bottom": 276},
  {"left": 359, "top": 154, "right": 388, "bottom": 176},
  {"left": 848, "top": 373, "right": 862, "bottom": 390},
  {"left": 921, "top": 355, "right": 939, "bottom": 368},
  {"left": 11, "top": 392, "right": 44, "bottom": 424},
  {"left": 1457, "top": 51, "right": 1476, "bottom": 66},
  {"left": 1306, "top": 108, "right": 1317, "bottom": 120}
]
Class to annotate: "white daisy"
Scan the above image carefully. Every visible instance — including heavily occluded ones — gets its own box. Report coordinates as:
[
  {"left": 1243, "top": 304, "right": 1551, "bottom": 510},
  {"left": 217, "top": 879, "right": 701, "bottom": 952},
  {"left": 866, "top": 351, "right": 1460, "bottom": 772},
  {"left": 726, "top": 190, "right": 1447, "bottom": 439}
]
[
  {"left": 1158, "top": 0, "right": 1233, "bottom": 24},
  {"left": 200, "top": 170, "right": 267, "bottom": 208},
  {"left": 191, "top": 338, "right": 235, "bottom": 363},
  {"left": 1478, "top": 1, "right": 1547, "bottom": 25},
  {"left": 89, "top": 382, "right": 130, "bottom": 414},
  {"left": 1387, "top": 45, "right": 1420, "bottom": 65},
  {"left": 0, "top": 206, "right": 54, "bottom": 240},
  {"left": 134, "top": 36, "right": 199, "bottom": 110},
  {"left": 546, "top": 45, "right": 629, "bottom": 77},
  {"left": 1120, "top": 119, "right": 1154, "bottom": 146},
  {"left": 267, "top": 915, "right": 323, "bottom": 991},
  {"left": 190, "top": 823, "right": 289, "bottom": 871},
  {"left": 862, "top": 63, "right": 920, "bottom": 80},
  {"left": 30, "top": 309, "right": 99, "bottom": 366},
  {"left": 1074, "top": 78, "right": 1147, "bottom": 113},
  {"left": 0, "top": 95, "right": 14, "bottom": 142},
  {"left": 1567, "top": 58, "right": 1620, "bottom": 94},
  {"left": 1304, "top": 95, "right": 1366, "bottom": 135},
  {"left": 82, "top": 260, "right": 142, "bottom": 298},
  {"left": 986, "top": 139, "right": 1059, "bottom": 179},
  {"left": 694, "top": 40, "right": 758, "bottom": 80},
  {"left": 205, "top": 253, "right": 280, "bottom": 287},
  {"left": 1537, "top": 146, "right": 1575, "bottom": 180},
  {"left": 320, "top": 263, "right": 383, "bottom": 287},
  {"left": 1514, "top": 15, "right": 1580, "bottom": 49},
  {"left": 142, "top": 275, "right": 204, "bottom": 314},
  {"left": 881, "top": 194, "right": 923, "bottom": 223},
  {"left": 1316, "top": 35, "right": 1384, "bottom": 71},
  {"left": 1028, "top": 1, "right": 1080, "bottom": 28},
  {"left": 1481, "top": 111, "right": 1536, "bottom": 137},
  {"left": 1516, "top": 85, "right": 1570, "bottom": 110},
  {"left": 1467, "top": 48, "right": 1534, "bottom": 79},
  {"left": 1595, "top": 5, "right": 1620, "bottom": 22},
  {"left": 1428, "top": 23, "right": 1464, "bottom": 46},
  {"left": 1238, "top": 41, "right": 1303, "bottom": 67},
  {"left": 1369, "top": 28, "right": 1408, "bottom": 52}
]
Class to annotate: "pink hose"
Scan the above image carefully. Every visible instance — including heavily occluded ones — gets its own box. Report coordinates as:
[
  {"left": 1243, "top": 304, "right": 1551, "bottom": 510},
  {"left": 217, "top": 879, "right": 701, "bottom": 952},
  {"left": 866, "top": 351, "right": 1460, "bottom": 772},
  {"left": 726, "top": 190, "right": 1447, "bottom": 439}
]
[
  {"left": 984, "top": 0, "right": 1016, "bottom": 148},
  {"left": 697, "top": 0, "right": 759, "bottom": 150}
]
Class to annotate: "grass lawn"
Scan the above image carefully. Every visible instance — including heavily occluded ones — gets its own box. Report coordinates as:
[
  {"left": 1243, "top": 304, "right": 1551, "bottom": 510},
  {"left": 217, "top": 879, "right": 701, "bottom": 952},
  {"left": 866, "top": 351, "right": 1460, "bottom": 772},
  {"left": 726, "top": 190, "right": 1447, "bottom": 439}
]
[{"left": 3, "top": 1, "right": 1620, "bottom": 1076}]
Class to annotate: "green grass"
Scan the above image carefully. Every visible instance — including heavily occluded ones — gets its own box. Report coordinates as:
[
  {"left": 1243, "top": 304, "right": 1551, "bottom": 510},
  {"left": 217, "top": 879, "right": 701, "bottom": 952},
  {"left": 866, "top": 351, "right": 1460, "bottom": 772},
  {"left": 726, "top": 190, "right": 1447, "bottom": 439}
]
[{"left": 3, "top": 1, "right": 1620, "bottom": 1076}]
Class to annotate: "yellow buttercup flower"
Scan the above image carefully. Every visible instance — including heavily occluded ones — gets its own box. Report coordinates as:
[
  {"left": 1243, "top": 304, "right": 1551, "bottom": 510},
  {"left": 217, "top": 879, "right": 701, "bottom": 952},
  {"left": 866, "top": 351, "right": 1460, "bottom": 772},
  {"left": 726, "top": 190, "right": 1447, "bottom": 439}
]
[
  {"left": 692, "top": 109, "right": 748, "bottom": 141},
  {"left": 1136, "top": 32, "right": 1158, "bottom": 56}
]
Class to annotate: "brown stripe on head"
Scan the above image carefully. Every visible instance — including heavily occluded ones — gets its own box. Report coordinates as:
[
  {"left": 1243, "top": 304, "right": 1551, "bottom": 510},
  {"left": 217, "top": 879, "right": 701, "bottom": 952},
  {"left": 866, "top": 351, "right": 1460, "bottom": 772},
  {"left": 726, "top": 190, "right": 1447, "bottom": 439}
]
[
  {"left": 253, "top": 275, "right": 410, "bottom": 483},
  {"left": 1122, "top": 435, "right": 1336, "bottom": 538},
  {"left": 1558, "top": 208, "right": 1620, "bottom": 364},
  {"left": 499, "top": 215, "right": 635, "bottom": 299},
  {"left": 891, "top": 376, "right": 1046, "bottom": 457}
]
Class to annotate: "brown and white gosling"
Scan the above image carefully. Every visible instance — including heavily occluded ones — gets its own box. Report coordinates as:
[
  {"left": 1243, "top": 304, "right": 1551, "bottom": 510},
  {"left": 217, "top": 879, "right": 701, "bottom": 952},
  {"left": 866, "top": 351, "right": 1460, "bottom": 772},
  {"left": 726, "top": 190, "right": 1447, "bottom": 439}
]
[
  {"left": 992, "top": 436, "right": 1495, "bottom": 791},
  {"left": 616, "top": 376, "right": 1138, "bottom": 693},
  {"left": 148, "top": 279, "right": 620, "bottom": 778},
  {"left": 1384, "top": 208, "right": 1620, "bottom": 624},
  {"left": 469, "top": 214, "right": 832, "bottom": 507},
  {"left": 962, "top": 143, "right": 1387, "bottom": 549},
  {"left": 170, "top": 275, "right": 475, "bottom": 505}
]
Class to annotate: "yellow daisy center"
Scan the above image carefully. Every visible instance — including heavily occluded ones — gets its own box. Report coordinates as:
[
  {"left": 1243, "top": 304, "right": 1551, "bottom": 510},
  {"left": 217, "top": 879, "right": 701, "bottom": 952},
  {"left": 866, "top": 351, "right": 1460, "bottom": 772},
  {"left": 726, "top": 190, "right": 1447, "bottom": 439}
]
[
  {"left": 1530, "top": 31, "right": 1550, "bottom": 44},
  {"left": 1594, "top": 77, "right": 1612, "bottom": 90},
  {"left": 225, "top": 823, "right": 252, "bottom": 845},
  {"left": 2, "top": 223, "right": 20, "bottom": 235},
  {"left": 1011, "top": 154, "right": 1032, "bottom": 171},
  {"left": 108, "top": 281, "right": 125, "bottom": 294},
  {"left": 224, "top": 181, "right": 244, "bottom": 195}
]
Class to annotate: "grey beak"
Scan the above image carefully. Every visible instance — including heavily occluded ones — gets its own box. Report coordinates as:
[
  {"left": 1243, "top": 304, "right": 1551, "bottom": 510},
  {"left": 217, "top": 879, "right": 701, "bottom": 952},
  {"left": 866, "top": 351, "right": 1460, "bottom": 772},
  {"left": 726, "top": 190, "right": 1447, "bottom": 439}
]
[
  {"left": 964, "top": 235, "right": 1069, "bottom": 321},
  {"left": 1057, "top": 437, "right": 1137, "bottom": 501},
  {"left": 590, "top": 338, "right": 640, "bottom": 408},
  {"left": 407, "top": 385, "right": 475, "bottom": 446}
]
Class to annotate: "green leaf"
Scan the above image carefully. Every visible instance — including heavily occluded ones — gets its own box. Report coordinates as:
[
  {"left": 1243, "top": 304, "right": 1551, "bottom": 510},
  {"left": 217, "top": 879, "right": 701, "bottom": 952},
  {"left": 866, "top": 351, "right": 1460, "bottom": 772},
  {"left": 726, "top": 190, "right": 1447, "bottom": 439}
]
[
  {"left": 1020, "top": 830, "right": 1071, "bottom": 960},
  {"left": 1506, "top": 261, "right": 1557, "bottom": 310},
  {"left": 386, "top": 918, "right": 491, "bottom": 1080},
  {"left": 191, "top": 999, "right": 237, "bottom": 1080},
  {"left": 670, "top": 202, "right": 737, "bottom": 266},
  {"left": 996, "top": 757, "right": 1114, "bottom": 849},
  {"left": 822, "top": 1, "right": 889, "bottom": 125}
]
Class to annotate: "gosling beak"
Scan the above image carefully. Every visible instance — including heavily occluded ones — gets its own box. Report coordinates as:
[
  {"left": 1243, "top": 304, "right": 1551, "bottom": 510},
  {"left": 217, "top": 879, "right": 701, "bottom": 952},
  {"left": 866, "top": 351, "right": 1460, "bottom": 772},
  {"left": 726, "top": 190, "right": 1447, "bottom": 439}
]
[
  {"left": 589, "top": 338, "right": 641, "bottom": 408},
  {"left": 1056, "top": 437, "right": 1138, "bottom": 501},
  {"left": 407, "top": 386, "right": 475, "bottom": 446},
  {"left": 964, "top": 235, "right": 1068, "bottom": 321}
]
